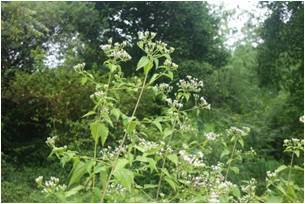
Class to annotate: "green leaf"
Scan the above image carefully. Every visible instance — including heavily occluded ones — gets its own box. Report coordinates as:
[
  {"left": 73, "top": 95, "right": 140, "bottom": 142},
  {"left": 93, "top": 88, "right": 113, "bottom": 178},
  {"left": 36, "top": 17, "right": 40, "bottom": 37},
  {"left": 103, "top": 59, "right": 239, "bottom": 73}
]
[
  {"left": 275, "top": 165, "right": 287, "bottom": 173},
  {"left": 231, "top": 186, "right": 241, "bottom": 197},
  {"left": 111, "top": 108, "right": 121, "bottom": 120},
  {"left": 80, "top": 77, "right": 88, "bottom": 85},
  {"left": 238, "top": 138, "right": 244, "bottom": 148},
  {"left": 167, "top": 154, "right": 178, "bottom": 166},
  {"left": 144, "top": 184, "right": 158, "bottom": 189},
  {"left": 154, "top": 58, "right": 159, "bottom": 68},
  {"left": 65, "top": 185, "right": 83, "bottom": 197},
  {"left": 90, "top": 121, "right": 109, "bottom": 146},
  {"left": 136, "top": 156, "right": 157, "bottom": 172},
  {"left": 163, "top": 128, "right": 173, "bottom": 138},
  {"left": 165, "top": 71, "right": 173, "bottom": 80},
  {"left": 113, "top": 168, "right": 134, "bottom": 191},
  {"left": 230, "top": 166, "right": 239, "bottom": 174},
  {"left": 69, "top": 161, "right": 87, "bottom": 187},
  {"left": 137, "top": 56, "right": 149, "bottom": 70},
  {"left": 82, "top": 111, "right": 96, "bottom": 118},
  {"left": 127, "top": 120, "right": 137, "bottom": 136},
  {"left": 220, "top": 149, "right": 230, "bottom": 159},
  {"left": 295, "top": 150, "right": 300, "bottom": 158},
  {"left": 164, "top": 176, "right": 176, "bottom": 191},
  {"left": 144, "top": 60, "right": 154, "bottom": 75},
  {"left": 153, "top": 120, "right": 162, "bottom": 132},
  {"left": 149, "top": 73, "right": 159, "bottom": 84},
  {"left": 114, "top": 158, "right": 129, "bottom": 174}
]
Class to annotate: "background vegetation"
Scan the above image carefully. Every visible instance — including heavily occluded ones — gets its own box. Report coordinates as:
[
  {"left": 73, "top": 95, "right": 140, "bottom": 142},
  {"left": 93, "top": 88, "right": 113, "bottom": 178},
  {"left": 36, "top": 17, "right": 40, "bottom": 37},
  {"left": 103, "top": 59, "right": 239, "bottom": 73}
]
[{"left": 1, "top": 1, "right": 304, "bottom": 202}]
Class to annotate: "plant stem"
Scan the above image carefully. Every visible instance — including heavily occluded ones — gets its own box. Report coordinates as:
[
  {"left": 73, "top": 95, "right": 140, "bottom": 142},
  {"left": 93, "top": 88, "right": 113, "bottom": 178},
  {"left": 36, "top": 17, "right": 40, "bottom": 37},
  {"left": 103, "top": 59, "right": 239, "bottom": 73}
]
[
  {"left": 288, "top": 152, "right": 294, "bottom": 184},
  {"left": 156, "top": 109, "right": 180, "bottom": 200},
  {"left": 92, "top": 73, "right": 112, "bottom": 189},
  {"left": 100, "top": 73, "right": 148, "bottom": 202},
  {"left": 156, "top": 155, "right": 166, "bottom": 199},
  {"left": 225, "top": 137, "right": 238, "bottom": 181}
]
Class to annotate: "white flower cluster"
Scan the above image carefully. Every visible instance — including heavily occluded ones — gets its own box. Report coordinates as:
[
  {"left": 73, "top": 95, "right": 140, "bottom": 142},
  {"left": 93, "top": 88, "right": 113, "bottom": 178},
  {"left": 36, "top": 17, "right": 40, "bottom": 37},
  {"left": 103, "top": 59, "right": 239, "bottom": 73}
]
[
  {"left": 241, "top": 178, "right": 257, "bottom": 193},
  {"left": 73, "top": 63, "right": 85, "bottom": 72},
  {"left": 211, "top": 163, "right": 224, "bottom": 173},
  {"left": 183, "top": 173, "right": 207, "bottom": 187},
  {"left": 92, "top": 90, "right": 105, "bottom": 98},
  {"left": 199, "top": 96, "right": 211, "bottom": 110},
  {"left": 177, "top": 75, "right": 203, "bottom": 93},
  {"left": 46, "top": 136, "right": 57, "bottom": 147},
  {"left": 137, "top": 31, "right": 157, "bottom": 40},
  {"left": 180, "top": 122, "right": 195, "bottom": 132},
  {"left": 205, "top": 132, "right": 219, "bottom": 141},
  {"left": 165, "top": 98, "right": 183, "bottom": 109},
  {"left": 266, "top": 170, "right": 276, "bottom": 181},
  {"left": 208, "top": 192, "right": 220, "bottom": 203},
  {"left": 283, "top": 138, "right": 304, "bottom": 153},
  {"left": 179, "top": 150, "right": 205, "bottom": 167},
  {"left": 137, "top": 31, "right": 175, "bottom": 56},
  {"left": 164, "top": 58, "right": 178, "bottom": 70},
  {"left": 99, "top": 145, "right": 127, "bottom": 160},
  {"left": 155, "top": 83, "right": 173, "bottom": 94},
  {"left": 35, "top": 176, "right": 67, "bottom": 193},
  {"left": 226, "top": 126, "right": 250, "bottom": 137},
  {"left": 217, "top": 180, "right": 234, "bottom": 191},
  {"left": 100, "top": 38, "right": 131, "bottom": 62},
  {"left": 109, "top": 183, "right": 126, "bottom": 193},
  {"left": 299, "top": 115, "right": 304, "bottom": 123},
  {"left": 240, "top": 178, "right": 257, "bottom": 202},
  {"left": 244, "top": 147, "right": 257, "bottom": 157},
  {"left": 138, "top": 138, "right": 161, "bottom": 152}
]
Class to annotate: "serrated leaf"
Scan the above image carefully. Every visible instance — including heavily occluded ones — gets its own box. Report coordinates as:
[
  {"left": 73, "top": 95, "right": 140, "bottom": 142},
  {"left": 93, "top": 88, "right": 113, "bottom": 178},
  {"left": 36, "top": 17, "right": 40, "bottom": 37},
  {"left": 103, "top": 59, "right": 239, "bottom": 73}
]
[
  {"left": 165, "top": 71, "right": 173, "bottom": 80},
  {"left": 127, "top": 120, "right": 137, "bottom": 136},
  {"left": 113, "top": 168, "right": 134, "bottom": 191},
  {"left": 137, "top": 56, "right": 149, "bottom": 70},
  {"left": 275, "top": 165, "right": 287, "bottom": 173},
  {"left": 230, "top": 166, "right": 239, "bottom": 174},
  {"left": 163, "top": 128, "right": 173, "bottom": 138},
  {"left": 149, "top": 73, "right": 159, "bottom": 84},
  {"left": 136, "top": 156, "right": 157, "bottom": 172},
  {"left": 80, "top": 77, "right": 88, "bottom": 85},
  {"left": 65, "top": 185, "right": 83, "bottom": 197},
  {"left": 164, "top": 176, "right": 176, "bottom": 191},
  {"left": 114, "top": 158, "right": 129, "bottom": 174},
  {"left": 111, "top": 108, "right": 121, "bottom": 120},
  {"left": 153, "top": 120, "right": 162, "bottom": 132},
  {"left": 154, "top": 58, "right": 159, "bottom": 68},
  {"left": 82, "top": 111, "right": 96, "bottom": 118},
  {"left": 220, "top": 149, "right": 230, "bottom": 159},
  {"left": 231, "top": 186, "right": 241, "bottom": 197},
  {"left": 238, "top": 138, "right": 244, "bottom": 148},
  {"left": 144, "top": 60, "right": 154, "bottom": 75},
  {"left": 90, "top": 121, "right": 109, "bottom": 146},
  {"left": 144, "top": 184, "right": 158, "bottom": 189},
  {"left": 167, "top": 154, "right": 178, "bottom": 166},
  {"left": 69, "top": 161, "right": 86, "bottom": 187}
]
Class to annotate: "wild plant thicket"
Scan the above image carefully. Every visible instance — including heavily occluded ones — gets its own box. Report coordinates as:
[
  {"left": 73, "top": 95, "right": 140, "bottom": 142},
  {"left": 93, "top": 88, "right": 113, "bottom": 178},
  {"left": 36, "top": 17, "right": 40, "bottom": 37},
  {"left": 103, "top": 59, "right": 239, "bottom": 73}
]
[{"left": 33, "top": 32, "right": 304, "bottom": 203}]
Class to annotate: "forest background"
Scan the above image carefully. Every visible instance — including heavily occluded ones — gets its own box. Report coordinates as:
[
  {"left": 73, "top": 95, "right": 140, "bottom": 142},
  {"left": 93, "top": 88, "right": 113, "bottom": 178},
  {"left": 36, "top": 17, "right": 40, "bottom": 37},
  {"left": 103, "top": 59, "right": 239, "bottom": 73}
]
[{"left": 1, "top": 1, "right": 304, "bottom": 202}]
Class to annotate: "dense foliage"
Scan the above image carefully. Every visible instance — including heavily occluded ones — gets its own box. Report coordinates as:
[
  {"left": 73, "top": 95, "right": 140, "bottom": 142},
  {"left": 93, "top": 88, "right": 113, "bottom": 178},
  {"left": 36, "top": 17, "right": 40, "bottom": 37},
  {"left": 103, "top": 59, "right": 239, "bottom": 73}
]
[{"left": 1, "top": 1, "right": 304, "bottom": 203}]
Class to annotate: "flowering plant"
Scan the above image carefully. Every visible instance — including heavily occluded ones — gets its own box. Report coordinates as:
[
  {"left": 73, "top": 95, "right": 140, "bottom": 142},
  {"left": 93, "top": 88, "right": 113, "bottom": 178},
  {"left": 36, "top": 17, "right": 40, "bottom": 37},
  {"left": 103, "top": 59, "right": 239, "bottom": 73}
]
[{"left": 35, "top": 32, "right": 304, "bottom": 203}]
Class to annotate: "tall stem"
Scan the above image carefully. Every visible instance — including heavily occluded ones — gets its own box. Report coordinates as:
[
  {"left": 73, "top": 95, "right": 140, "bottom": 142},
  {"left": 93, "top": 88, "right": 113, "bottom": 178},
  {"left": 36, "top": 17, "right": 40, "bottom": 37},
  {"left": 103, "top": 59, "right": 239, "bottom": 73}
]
[
  {"left": 100, "top": 73, "right": 148, "bottom": 202},
  {"left": 288, "top": 152, "right": 294, "bottom": 184},
  {"left": 225, "top": 137, "right": 238, "bottom": 181},
  {"left": 156, "top": 109, "right": 180, "bottom": 200},
  {"left": 156, "top": 155, "right": 166, "bottom": 199},
  {"left": 92, "top": 73, "right": 112, "bottom": 188}
]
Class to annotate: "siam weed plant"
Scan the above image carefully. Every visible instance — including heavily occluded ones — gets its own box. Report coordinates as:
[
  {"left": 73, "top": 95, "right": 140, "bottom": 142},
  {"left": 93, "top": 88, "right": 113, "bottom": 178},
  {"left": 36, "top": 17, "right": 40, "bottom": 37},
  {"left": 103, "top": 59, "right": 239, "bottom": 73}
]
[{"left": 36, "top": 33, "right": 303, "bottom": 203}]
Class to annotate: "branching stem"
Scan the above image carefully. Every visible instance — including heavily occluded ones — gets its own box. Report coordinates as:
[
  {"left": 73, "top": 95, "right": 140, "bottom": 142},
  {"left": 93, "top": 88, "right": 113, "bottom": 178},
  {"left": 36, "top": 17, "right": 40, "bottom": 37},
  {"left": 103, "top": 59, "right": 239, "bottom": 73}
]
[
  {"left": 100, "top": 73, "right": 148, "bottom": 202},
  {"left": 225, "top": 137, "right": 238, "bottom": 181}
]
